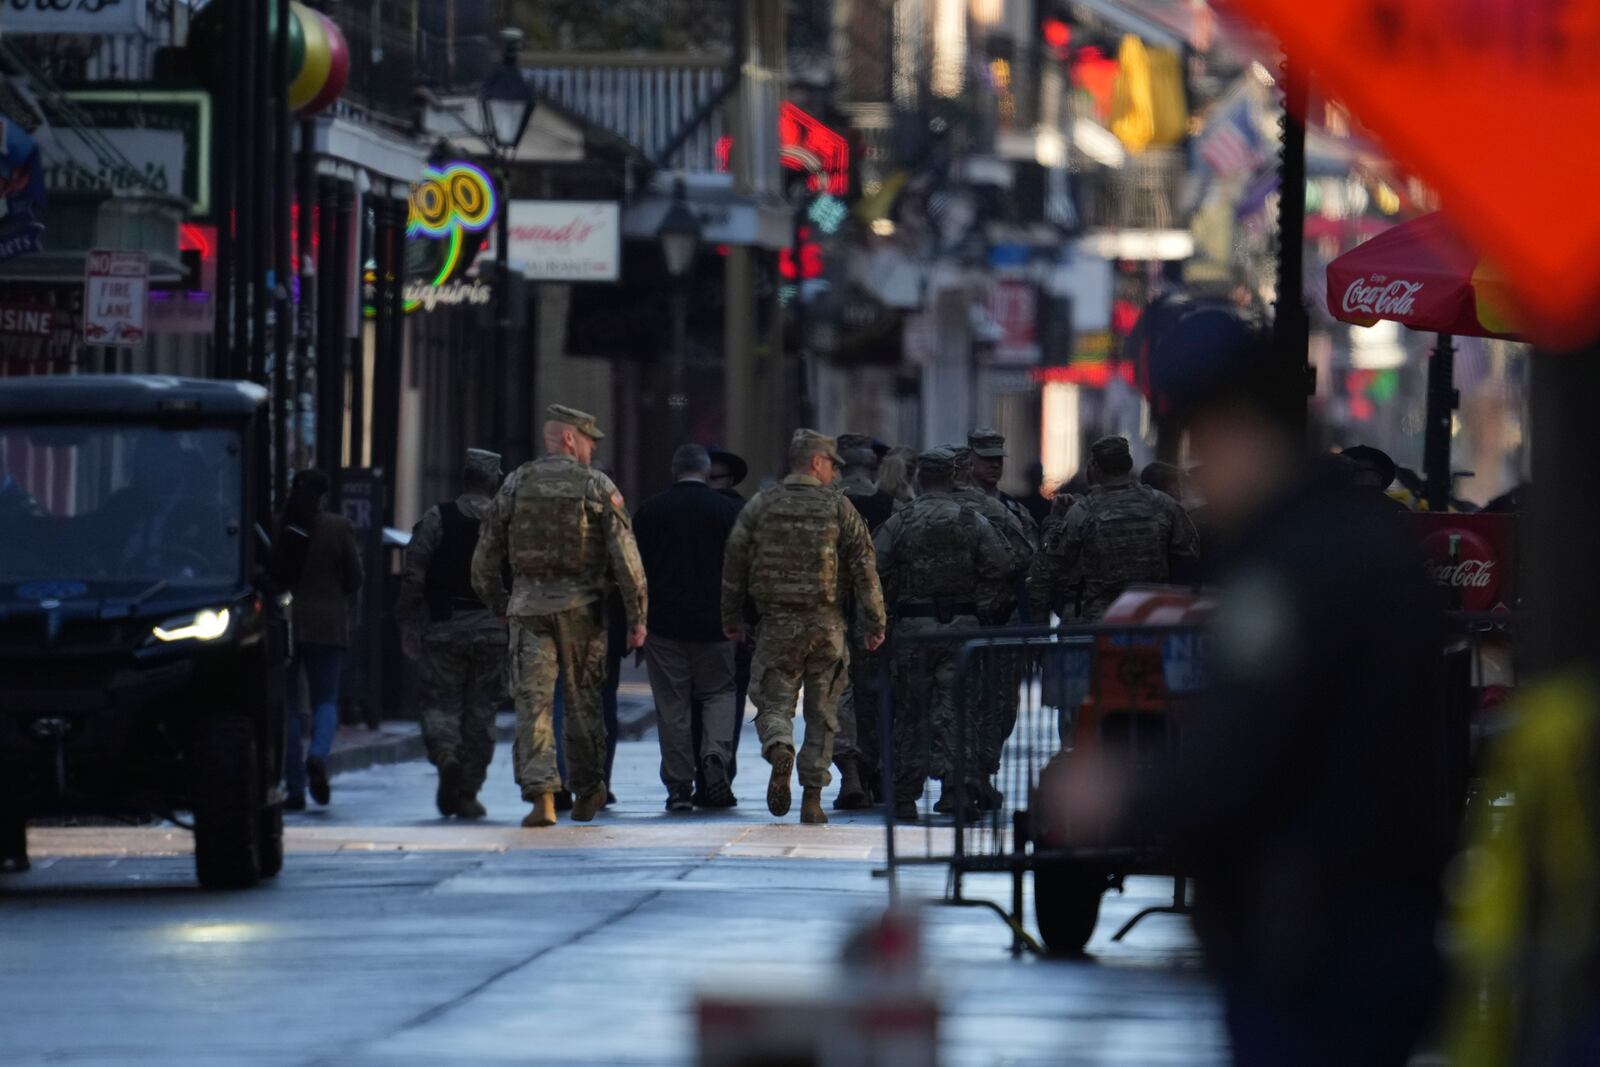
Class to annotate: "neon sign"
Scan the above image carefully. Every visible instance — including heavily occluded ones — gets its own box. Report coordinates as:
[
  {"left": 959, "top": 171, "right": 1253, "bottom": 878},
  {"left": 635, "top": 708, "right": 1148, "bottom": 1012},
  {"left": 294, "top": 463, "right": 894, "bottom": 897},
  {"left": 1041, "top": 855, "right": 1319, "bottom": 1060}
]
[
  {"left": 366, "top": 161, "right": 497, "bottom": 317},
  {"left": 716, "top": 102, "right": 850, "bottom": 196}
]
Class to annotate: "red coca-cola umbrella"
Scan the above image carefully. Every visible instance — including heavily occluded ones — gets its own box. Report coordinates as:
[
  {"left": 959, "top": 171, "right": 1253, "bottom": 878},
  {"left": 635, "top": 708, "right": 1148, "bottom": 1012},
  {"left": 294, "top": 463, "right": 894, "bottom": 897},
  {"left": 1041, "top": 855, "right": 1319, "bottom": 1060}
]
[
  {"left": 1326, "top": 212, "right": 1519, "bottom": 340},
  {"left": 1325, "top": 213, "right": 1523, "bottom": 509}
]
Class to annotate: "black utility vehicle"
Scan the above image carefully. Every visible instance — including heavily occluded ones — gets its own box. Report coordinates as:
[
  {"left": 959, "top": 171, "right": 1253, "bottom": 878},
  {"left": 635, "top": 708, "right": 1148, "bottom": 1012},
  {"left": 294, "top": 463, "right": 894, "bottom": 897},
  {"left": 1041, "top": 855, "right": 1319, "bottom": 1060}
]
[{"left": 0, "top": 376, "right": 286, "bottom": 887}]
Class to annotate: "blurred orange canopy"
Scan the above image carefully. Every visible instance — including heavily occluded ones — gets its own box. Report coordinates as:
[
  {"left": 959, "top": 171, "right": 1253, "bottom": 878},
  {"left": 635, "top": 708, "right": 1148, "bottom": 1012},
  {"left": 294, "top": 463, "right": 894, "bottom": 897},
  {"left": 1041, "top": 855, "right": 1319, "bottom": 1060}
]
[{"left": 1225, "top": 0, "right": 1600, "bottom": 350}]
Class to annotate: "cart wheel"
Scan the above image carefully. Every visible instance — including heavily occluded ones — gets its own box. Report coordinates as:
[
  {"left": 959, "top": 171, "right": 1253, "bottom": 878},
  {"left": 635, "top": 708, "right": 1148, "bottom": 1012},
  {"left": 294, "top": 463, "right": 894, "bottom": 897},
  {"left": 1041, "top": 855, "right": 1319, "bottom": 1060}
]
[{"left": 1034, "top": 859, "right": 1104, "bottom": 955}]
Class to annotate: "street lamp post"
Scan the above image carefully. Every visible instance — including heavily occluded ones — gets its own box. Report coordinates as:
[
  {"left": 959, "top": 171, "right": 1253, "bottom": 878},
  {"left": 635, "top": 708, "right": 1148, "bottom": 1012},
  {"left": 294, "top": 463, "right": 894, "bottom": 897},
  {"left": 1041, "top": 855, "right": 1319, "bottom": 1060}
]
[
  {"left": 657, "top": 180, "right": 702, "bottom": 446},
  {"left": 480, "top": 28, "right": 535, "bottom": 459}
]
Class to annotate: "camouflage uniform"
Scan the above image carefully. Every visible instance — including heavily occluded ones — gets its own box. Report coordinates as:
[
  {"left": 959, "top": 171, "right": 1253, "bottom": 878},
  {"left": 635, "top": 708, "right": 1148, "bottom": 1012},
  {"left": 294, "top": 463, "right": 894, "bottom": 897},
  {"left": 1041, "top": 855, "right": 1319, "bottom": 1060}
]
[
  {"left": 1027, "top": 437, "right": 1200, "bottom": 622},
  {"left": 720, "top": 434, "right": 886, "bottom": 792},
  {"left": 874, "top": 447, "right": 1011, "bottom": 803},
  {"left": 832, "top": 460, "right": 894, "bottom": 791},
  {"left": 954, "top": 439, "right": 1039, "bottom": 780},
  {"left": 472, "top": 407, "right": 647, "bottom": 802},
  {"left": 397, "top": 450, "right": 507, "bottom": 800}
]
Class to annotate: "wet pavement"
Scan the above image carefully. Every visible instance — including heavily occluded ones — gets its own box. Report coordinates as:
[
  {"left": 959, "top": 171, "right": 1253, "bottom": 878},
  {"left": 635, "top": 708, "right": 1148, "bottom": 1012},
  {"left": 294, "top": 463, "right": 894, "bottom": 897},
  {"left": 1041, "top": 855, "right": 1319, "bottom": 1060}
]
[{"left": 3, "top": 720, "right": 1226, "bottom": 1065}]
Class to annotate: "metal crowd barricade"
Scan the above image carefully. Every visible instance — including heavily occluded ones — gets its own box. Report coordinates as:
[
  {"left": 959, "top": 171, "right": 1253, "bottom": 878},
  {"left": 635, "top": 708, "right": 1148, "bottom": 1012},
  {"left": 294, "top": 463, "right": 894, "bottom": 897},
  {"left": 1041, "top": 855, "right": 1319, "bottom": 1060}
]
[
  {"left": 878, "top": 608, "right": 1518, "bottom": 956},
  {"left": 876, "top": 618, "right": 1207, "bottom": 955}
]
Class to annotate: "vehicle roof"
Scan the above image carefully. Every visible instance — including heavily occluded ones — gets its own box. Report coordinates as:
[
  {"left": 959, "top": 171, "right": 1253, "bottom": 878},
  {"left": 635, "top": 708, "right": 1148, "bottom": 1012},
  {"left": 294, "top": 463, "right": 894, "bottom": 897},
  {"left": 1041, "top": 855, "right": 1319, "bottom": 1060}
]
[{"left": 0, "top": 375, "right": 267, "bottom": 418}]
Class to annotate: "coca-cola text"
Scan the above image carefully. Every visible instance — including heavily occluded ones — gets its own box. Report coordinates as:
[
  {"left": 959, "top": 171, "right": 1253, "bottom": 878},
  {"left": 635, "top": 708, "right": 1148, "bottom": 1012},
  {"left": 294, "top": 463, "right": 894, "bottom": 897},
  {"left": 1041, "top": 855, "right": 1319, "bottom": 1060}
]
[{"left": 1343, "top": 277, "right": 1424, "bottom": 318}]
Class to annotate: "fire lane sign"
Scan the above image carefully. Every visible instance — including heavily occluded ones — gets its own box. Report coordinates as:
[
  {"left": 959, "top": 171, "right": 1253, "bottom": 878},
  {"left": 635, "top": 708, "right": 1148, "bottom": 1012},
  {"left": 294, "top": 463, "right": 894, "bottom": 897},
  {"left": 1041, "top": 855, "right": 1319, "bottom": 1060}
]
[{"left": 83, "top": 248, "right": 148, "bottom": 347}]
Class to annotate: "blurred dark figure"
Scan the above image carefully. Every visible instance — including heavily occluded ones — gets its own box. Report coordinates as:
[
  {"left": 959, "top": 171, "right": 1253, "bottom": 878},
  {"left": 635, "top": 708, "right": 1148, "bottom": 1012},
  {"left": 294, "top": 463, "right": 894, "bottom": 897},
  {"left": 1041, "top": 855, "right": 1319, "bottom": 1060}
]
[
  {"left": 696, "top": 446, "right": 753, "bottom": 787},
  {"left": 634, "top": 444, "right": 743, "bottom": 811},
  {"left": 1141, "top": 461, "right": 1183, "bottom": 502},
  {"left": 1170, "top": 341, "right": 1452, "bottom": 1066},
  {"left": 1017, "top": 461, "right": 1053, "bottom": 528},
  {"left": 1341, "top": 445, "right": 1410, "bottom": 511},
  {"left": 834, "top": 437, "right": 895, "bottom": 533}
]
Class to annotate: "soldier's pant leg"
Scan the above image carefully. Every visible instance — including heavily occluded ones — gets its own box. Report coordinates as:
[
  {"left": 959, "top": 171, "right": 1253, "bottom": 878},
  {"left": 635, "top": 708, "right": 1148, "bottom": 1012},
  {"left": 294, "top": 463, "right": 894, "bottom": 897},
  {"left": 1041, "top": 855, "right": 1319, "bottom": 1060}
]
[
  {"left": 509, "top": 616, "right": 562, "bottom": 799},
  {"left": 833, "top": 656, "right": 859, "bottom": 774},
  {"left": 930, "top": 641, "right": 966, "bottom": 786},
  {"left": 554, "top": 603, "right": 610, "bottom": 797},
  {"left": 417, "top": 640, "right": 467, "bottom": 772},
  {"left": 851, "top": 645, "right": 882, "bottom": 778},
  {"left": 892, "top": 630, "right": 934, "bottom": 803},
  {"left": 457, "top": 641, "right": 503, "bottom": 794},
  {"left": 796, "top": 625, "right": 847, "bottom": 789},
  {"left": 750, "top": 625, "right": 805, "bottom": 762},
  {"left": 979, "top": 650, "right": 1022, "bottom": 775}
]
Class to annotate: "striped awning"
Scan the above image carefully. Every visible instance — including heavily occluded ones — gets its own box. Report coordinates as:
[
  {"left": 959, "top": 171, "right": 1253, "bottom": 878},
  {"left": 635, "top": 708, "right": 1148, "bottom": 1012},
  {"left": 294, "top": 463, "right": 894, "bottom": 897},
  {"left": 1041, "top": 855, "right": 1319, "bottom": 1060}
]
[{"left": 525, "top": 57, "right": 729, "bottom": 172}]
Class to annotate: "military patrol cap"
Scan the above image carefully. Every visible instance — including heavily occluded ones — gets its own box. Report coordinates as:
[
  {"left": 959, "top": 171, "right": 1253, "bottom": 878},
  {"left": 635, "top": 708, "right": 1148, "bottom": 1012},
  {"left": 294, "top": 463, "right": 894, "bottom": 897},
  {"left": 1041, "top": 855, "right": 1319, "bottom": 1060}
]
[
  {"left": 836, "top": 432, "right": 873, "bottom": 453},
  {"left": 464, "top": 448, "right": 502, "bottom": 480},
  {"left": 968, "top": 427, "right": 1008, "bottom": 458},
  {"left": 1089, "top": 435, "right": 1131, "bottom": 464},
  {"left": 917, "top": 445, "right": 959, "bottom": 473},
  {"left": 790, "top": 428, "right": 844, "bottom": 465},
  {"left": 948, "top": 444, "right": 973, "bottom": 467},
  {"left": 547, "top": 404, "right": 605, "bottom": 441}
]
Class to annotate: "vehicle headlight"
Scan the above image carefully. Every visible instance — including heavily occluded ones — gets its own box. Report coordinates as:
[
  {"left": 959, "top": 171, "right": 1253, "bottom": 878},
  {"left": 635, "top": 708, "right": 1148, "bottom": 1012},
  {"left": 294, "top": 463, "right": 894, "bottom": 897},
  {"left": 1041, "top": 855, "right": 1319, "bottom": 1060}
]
[{"left": 151, "top": 608, "right": 233, "bottom": 643}]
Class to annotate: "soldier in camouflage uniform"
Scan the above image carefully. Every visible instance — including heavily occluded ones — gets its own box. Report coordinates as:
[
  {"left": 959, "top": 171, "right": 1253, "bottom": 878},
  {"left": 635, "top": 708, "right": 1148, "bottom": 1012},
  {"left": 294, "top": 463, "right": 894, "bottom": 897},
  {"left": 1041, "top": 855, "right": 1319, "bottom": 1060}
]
[
  {"left": 953, "top": 437, "right": 1038, "bottom": 810},
  {"left": 721, "top": 430, "right": 886, "bottom": 825},
  {"left": 1027, "top": 435, "right": 1200, "bottom": 622},
  {"left": 472, "top": 405, "right": 648, "bottom": 828},
  {"left": 398, "top": 449, "right": 506, "bottom": 819},
  {"left": 874, "top": 446, "right": 1012, "bottom": 821},
  {"left": 831, "top": 434, "right": 896, "bottom": 810}
]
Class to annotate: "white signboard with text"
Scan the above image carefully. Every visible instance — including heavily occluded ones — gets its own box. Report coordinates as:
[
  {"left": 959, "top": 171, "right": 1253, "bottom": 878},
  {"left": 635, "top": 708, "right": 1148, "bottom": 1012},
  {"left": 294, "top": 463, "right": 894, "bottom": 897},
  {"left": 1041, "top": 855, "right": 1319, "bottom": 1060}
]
[
  {"left": 83, "top": 249, "right": 148, "bottom": 347},
  {"left": 44, "top": 127, "right": 185, "bottom": 201},
  {"left": 0, "top": 0, "right": 148, "bottom": 35},
  {"left": 505, "top": 201, "right": 620, "bottom": 282}
]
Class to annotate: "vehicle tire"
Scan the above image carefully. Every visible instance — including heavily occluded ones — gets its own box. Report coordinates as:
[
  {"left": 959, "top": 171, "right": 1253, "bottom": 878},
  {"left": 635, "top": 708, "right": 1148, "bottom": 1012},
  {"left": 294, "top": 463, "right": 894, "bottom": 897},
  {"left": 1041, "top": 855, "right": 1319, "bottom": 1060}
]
[
  {"left": 1034, "top": 859, "right": 1104, "bottom": 955},
  {"left": 193, "top": 715, "right": 262, "bottom": 890},
  {"left": 258, "top": 803, "right": 284, "bottom": 879}
]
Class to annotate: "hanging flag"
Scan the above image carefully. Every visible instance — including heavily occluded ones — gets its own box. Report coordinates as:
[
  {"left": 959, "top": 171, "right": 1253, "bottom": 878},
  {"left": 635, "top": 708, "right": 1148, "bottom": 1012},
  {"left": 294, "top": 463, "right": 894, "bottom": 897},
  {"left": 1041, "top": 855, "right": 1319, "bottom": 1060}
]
[{"left": 1198, "top": 99, "right": 1263, "bottom": 177}]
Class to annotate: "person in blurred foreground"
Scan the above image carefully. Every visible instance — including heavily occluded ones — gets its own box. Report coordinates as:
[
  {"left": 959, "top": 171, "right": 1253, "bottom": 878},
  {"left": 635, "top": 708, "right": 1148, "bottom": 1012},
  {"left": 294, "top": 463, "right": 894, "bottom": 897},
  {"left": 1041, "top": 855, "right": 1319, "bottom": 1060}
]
[{"left": 1054, "top": 334, "right": 1454, "bottom": 1067}]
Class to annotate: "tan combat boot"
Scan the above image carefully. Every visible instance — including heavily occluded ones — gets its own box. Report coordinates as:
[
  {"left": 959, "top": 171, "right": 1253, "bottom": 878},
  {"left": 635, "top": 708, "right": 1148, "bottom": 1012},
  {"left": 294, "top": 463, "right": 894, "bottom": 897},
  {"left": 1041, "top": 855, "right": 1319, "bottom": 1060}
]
[
  {"left": 571, "top": 785, "right": 608, "bottom": 822},
  {"left": 800, "top": 787, "right": 828, "bottom": 825},
  {"left": 521, "top": 793, "right": 557, "bottom": 828},
  {"left": 766, "top": 745, "right": 795, "bottom": 817}
]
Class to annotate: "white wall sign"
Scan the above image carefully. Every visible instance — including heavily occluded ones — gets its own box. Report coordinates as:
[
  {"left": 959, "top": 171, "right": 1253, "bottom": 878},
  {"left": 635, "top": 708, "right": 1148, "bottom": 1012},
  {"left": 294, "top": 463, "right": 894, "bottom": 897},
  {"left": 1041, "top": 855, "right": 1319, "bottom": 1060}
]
[
  {"left": 505, "top": 201, "right": 620, "bottom": 282},
  {"left": 0, "top": 0, "right": 147, "bottom": 35},
  {"left": 83, "top": 249, "right": 147, "bottom": 347},
  {"left": 44, "top": 127, "right": 185, "bottom": 201}
]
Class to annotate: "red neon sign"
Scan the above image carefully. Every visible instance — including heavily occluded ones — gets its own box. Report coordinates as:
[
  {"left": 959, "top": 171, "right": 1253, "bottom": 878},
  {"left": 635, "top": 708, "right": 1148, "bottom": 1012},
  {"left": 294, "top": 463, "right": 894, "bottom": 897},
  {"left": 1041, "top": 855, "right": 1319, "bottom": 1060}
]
[{"left": 716, "top": 101, "right": 850, "bottom": 196}]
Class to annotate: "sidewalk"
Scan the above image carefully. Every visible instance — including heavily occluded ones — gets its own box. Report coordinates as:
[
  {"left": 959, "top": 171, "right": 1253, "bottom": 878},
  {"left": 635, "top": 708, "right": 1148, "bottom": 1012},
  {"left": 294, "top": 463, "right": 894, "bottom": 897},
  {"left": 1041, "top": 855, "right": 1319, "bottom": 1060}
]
[{"left": 327, "top": 681, "right": 659, "bottom": 776}]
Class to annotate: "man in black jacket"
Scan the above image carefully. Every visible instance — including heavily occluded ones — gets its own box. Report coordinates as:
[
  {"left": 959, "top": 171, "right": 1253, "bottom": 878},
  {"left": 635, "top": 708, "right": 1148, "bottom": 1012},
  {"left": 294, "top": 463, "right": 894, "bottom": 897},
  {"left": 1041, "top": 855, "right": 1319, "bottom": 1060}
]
[{"left": 634, "top": 444, "right": 746, "bottom": 810}]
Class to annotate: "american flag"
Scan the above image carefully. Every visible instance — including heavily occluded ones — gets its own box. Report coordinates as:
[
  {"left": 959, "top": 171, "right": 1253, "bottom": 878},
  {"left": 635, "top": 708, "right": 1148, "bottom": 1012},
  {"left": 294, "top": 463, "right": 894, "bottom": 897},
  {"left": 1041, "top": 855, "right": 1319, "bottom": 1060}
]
[{"left": 1199, "top": 100, "right": 1264, "bottom": 177}]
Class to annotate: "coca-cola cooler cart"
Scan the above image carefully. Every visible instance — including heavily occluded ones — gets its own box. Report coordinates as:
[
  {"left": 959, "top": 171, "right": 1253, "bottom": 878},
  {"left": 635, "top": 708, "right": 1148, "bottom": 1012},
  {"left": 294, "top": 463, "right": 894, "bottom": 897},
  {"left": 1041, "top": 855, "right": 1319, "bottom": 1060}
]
[
  {"left": 1327, "top": 212, "right": 1522, "bottom": 512},
  {"left": 1409, "top": 511, "right": 1518, "bottom": 808}
]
